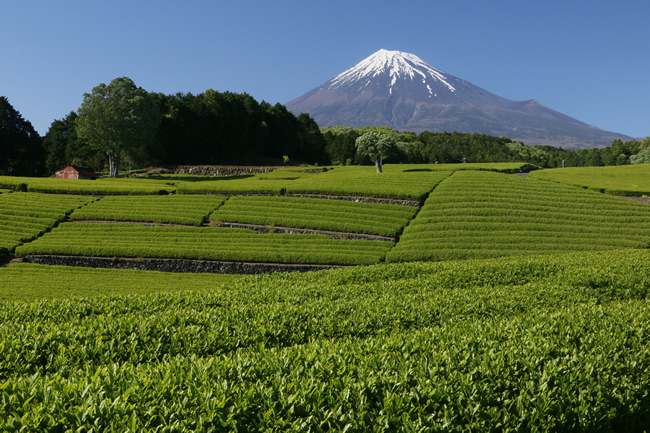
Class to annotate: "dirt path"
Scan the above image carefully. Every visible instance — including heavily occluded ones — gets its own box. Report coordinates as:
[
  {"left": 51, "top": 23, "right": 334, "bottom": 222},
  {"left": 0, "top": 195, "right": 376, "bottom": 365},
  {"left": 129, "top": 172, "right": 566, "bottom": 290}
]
[{"left": 617, "top": 196, "right": 650, "bottom": 205}]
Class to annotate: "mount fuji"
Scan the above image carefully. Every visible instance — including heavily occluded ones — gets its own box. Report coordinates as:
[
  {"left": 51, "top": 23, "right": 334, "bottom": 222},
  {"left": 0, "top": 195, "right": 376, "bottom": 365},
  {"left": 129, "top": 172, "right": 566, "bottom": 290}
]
[{"left": 285, "top": 49, "right": 632, "bottom": 148}]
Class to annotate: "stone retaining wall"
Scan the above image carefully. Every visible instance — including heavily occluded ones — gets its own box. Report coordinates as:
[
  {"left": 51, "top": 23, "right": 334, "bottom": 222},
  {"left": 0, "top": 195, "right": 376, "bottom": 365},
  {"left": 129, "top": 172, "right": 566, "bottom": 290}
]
[
  {"left": 23, "top": 255, "right": 344, "bottom": 274},
  {"left": 216, "top": 222, "right": 395, "bottom": 242},
  {"left": 285, "top": 194, "right": 420, "bottom": 207},
  {"left": 174, "top": 166, "right": 279, "bottom": 176}
]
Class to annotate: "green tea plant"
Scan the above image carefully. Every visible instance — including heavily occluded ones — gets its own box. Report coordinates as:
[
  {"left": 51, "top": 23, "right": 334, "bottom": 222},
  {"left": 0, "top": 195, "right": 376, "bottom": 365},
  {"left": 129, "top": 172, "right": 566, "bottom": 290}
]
[{"left": 16, "top": 223, "right": 393, "bottom": 265}]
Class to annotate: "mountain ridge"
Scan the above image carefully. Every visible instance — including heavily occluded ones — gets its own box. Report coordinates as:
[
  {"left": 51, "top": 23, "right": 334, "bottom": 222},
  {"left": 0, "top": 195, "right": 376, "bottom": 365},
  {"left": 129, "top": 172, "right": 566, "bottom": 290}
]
[{"left": 285, "top": 49, "right": 633, "bottom": 148}]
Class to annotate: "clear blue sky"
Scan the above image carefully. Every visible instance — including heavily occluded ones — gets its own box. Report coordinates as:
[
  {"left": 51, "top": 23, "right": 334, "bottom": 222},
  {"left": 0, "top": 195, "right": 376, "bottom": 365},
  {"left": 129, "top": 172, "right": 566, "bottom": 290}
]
[{"left": 2, "top": 0, "right": 648, "bottom": 140}]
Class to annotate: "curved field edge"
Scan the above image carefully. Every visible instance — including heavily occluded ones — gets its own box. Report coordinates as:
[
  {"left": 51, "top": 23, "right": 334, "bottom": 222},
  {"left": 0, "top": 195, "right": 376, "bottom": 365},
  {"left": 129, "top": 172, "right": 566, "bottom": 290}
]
[
  {"left": 529, "top": 164, "right": 650, "bottom": 196},
  {"left": 1, "top": 249, "right": 650, "bottom": 430}
]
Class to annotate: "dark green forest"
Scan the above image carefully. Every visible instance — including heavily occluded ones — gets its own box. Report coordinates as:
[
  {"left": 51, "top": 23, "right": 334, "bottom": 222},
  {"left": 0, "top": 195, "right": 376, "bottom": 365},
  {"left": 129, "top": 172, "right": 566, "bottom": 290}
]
[
  {"left": 1, "top": 91, "right": 649, "bottom": 177},
  {"left": 323, "top": 126, "right": 650, "bottom": 169}
]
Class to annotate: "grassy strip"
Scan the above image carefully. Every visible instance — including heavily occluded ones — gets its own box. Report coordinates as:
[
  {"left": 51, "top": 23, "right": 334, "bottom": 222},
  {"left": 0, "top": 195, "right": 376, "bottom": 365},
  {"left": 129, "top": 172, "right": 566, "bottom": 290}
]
[
  {"left": 15, "top": 223, "right": 393, "bottom": 265},
  {"left": 0, "top": 263, "right": 241, "bottom": 302},
  {"left": 1, "top": 249, "right": 649, "bottom": 430},
  {"left": 0, "top": 176, "right": 177, "bottom": 195},
  {"left": 388, "top": 170, "right": 650, "bottom": 262}
]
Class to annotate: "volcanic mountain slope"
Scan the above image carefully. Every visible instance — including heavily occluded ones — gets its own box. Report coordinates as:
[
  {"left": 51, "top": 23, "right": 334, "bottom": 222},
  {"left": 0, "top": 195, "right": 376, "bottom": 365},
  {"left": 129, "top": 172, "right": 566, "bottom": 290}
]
[{"left": 285, "top": 49, "right": 632, "bottom": 148}]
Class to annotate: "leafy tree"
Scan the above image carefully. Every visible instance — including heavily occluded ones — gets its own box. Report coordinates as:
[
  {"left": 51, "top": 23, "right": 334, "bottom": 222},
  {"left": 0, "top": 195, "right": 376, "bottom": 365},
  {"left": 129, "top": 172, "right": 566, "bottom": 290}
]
[
  {"left": 0, "top": 96, "right": 44, "bottom": 176},
  {"left": 630, "top": 138, "right": 650, "bottom": 164},
  {"left": 355, "top": 132, "right": 397, "bottom": 173},
  {"left": 42, "top": 112, "right": 103, "bottom": 173},
  {"left": 76, "top": 77, "right": 161, "bottom": 177}
]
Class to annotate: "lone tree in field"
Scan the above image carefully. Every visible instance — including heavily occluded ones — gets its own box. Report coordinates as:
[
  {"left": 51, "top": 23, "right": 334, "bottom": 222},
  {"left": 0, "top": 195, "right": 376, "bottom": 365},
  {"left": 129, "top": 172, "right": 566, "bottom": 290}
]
[
  {"left": 76, "top": 77, "right": 161, "bottom": 177},
  {"left": 355, "top": 131, "right": 396, "bottom": 173}
]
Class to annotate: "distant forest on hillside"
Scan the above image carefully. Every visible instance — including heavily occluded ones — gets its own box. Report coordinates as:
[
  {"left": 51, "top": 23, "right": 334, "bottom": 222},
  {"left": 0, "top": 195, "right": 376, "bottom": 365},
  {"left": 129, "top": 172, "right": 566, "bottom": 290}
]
[{"left": 1, "top": 91, "right": 649, "bottom": 177}]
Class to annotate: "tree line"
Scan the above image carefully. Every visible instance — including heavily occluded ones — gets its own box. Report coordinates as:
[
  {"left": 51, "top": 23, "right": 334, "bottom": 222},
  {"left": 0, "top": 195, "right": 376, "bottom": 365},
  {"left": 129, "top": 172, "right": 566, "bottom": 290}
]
[
  {"left": 1, "top": 76, "right": 649, "bottom": 177},
  {"left": 42, "top": 78, "right": 328, "bottom": 176},
  {"left": 322, "top": 126, "right": 650, "bottom": 168}
]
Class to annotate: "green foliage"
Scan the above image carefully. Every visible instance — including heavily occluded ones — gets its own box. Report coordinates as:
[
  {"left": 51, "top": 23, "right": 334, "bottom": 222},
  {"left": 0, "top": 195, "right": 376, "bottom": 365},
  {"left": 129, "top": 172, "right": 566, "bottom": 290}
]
[
  {"left": 322, "top": 127, "right": 650, "bottom": 169},
  {"left": 152, "top": 92, "right": 328, "bottom": 166},
  {"left": 0, "top": 96, "right": 44, "bottom": 176},
  {"left": 355, "top": 131, "right": 397, "bottom": 172},
  {"left": 211, "top": 195, "right": 417, "bottom": 237},
  {"left": 15, "top": 223, "right": 393, "bottom": 265},
  {"left": 41, "top": 112, "right": 103, "bottom": 174},
  {"left": 2, "top": 250, "right": 650, "bottom": 430},
  {"left": 70, "top": 195, "right": 226, "bottom": 226},
  {"left": 388, "top": 170, "right": 650, "bottom": 262},
  {"left": 76, "top": 77, "right": 162, "bottom": 177},
  {"left": 630, "top": 138, "right": 650, "bottom": 164}
]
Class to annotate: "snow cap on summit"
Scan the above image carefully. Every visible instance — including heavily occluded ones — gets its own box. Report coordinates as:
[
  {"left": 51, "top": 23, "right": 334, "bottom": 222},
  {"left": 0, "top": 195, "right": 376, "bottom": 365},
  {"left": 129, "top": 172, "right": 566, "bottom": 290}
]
[{"left": 329, "top": 49, "right": 456, "bottom": 93}]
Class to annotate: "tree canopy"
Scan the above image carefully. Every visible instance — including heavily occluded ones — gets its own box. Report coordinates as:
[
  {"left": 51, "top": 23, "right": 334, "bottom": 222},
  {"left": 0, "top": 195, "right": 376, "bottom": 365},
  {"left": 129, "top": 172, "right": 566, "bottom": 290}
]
[
  {"left": 355, "top": 132, "right": 397, "bottom": 173},
  {"left": 76, "top": 77, "right": 161, "bottom": 177},
  {"left": 0, "top": 96, "right": 44, "bottom": 176}
]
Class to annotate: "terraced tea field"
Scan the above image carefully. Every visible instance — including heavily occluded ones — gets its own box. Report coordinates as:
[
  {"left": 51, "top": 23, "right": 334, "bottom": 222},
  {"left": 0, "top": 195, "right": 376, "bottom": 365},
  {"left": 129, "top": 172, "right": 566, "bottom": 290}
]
[
  {"left": 70, "top": 194, "right": 226, "bottom": 226},
  {"left": 210, "top": 195, "right": 417, "bottom": 237},
  {"left": 2, "top": 163, "right": 650, "bottom": 430},
  {"left": 16, "top": 223, "right": 394, "bottom": 266},
  {"left": 0, "top": 162, "right": 525, "bottom": 199},
  {"left": 388, "top": 170, "right": 650, "bottom": 262}
]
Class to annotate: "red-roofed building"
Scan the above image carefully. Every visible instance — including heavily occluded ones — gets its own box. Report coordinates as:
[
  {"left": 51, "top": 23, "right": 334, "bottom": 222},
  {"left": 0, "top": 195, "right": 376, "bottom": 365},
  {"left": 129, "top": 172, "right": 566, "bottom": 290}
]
[{"left": 55, "top": 165, "right": 97, "bottom": 180}]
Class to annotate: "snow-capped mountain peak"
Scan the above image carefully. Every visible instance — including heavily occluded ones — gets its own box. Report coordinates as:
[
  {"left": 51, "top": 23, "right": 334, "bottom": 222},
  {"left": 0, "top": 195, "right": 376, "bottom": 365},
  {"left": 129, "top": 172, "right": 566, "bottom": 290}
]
[
  {"left": 328, "top": 49, "right": 456, "bottom": 94},
  {"left": 285, "top": 49, "right": 634, "bottom": 148}
]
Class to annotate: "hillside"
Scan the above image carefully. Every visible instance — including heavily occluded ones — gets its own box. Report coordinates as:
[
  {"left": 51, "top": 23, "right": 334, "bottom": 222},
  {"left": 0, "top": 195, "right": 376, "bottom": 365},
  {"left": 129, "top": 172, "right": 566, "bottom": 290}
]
[
  {"left": 3, "top": 164, "right": 650, "bottom": 271},
  {"left": 2, "top": 164, "right": 650, "bottom": 430}
]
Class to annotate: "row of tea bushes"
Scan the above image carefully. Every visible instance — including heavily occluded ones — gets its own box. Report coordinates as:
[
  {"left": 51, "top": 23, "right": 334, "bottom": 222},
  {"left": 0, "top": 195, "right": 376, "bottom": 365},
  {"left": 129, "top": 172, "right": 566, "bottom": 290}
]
[
  {"left": 211, "top": 195, "right": 418, "bottom": 237},
  {"left": 70, "top": 195, "right": 227, "bottom": 226},
  {"left": 15, "top": 223, "right": 394, "bottom": 266}
]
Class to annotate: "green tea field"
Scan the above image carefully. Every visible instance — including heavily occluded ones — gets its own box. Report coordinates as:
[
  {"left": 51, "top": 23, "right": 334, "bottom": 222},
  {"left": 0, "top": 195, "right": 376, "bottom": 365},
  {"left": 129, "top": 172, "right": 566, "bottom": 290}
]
[{"left": 1, "top": 162, "right": 650, "bottom": 431}]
